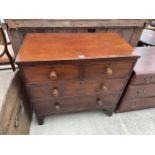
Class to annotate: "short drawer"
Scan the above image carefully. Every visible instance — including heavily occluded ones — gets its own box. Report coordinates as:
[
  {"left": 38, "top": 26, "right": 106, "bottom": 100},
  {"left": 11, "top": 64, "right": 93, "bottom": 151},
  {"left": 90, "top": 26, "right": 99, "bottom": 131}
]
[
  {"left": 117, "top": 97, "right": 155, "bottom": 112},
  {"left": 131, "top": 74, "right": 155, "bottom": 85},
  {"left": 85, "top": 61, "right": 134, "bottom": 79},
  {"left": 32, "top": 94, "right": 119, "bottom": 115},
  {"left": 21, "top": 64, "right": 79, "bottom": 83},
  {"left": 124, "top": 83, "right": 155, "bottom": 99},
  {"left": 27, "top": 78, "right": 125, "bottom": 100}
]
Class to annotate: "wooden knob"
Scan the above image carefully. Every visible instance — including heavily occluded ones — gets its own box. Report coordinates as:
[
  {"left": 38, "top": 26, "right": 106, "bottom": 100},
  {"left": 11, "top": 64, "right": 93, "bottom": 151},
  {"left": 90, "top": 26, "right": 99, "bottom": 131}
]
[
  {"left": 97, "top": 98, "right": 103, "bottom": 106},
  {"left": 105, "top": 67, "right": 113, "bottom": 75},
  {"left": 52, "top": 88, "right": 59, "bottom": 97},
  {"left": 49, "top": 71, "right": 57, "bottom": 80},
  {"left": 55, "top": 102, "right": 60, "bottom": 111},
  {"left": 137, "top": 89, "right": 145, "bottom": 96},
  {"left": 101, "top": 84, "right": 108, "bottom": 92}
]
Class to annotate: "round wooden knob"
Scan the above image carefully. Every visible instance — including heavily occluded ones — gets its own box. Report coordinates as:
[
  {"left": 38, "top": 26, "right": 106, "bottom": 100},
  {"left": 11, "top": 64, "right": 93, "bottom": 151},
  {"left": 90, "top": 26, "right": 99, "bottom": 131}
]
[
  {"left": 52, "top": 88, "right": 59, "bottom": 97},
  {"left": 49, "top": 71, "right": 57, "bottom": 80},
  {"left": 105, "top": 67, "right": 113, "bottom": 75},
  {"left": 55, "top": 102, "right": 60, "bottom": 111},
  {"left": 97, "top": 98, "right": 103, "bottom": 106},
  {"left": 101, "top": 84, "right": 108, "bottom": 92}
]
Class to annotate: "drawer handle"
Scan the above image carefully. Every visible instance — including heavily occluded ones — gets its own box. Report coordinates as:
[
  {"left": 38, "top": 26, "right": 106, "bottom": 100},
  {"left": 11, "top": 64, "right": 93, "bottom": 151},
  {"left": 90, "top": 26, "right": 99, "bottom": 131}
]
[
  {"left": 105, "top": 67, "right": 113, "bottom": 75},
  {"left": 137, "top": 89, "right": 145, "bottom": 96},
  {"left": 49, "top": 71, "right": 57, "bottom": 80},
  {"left": 101, "top": 84, "right": 108, "bottom": 92},
  {"left": 55, "top": 102, "right": 60, "bottom": 111},
  {"left": 144, "top": 76, "right": 155, "bottom": 83},
  {"left": 97, "top": 98, "right": 103, "bottom": 106},
  {"left": 52, "top": 88, "right": 59, "bottom": 97},
  {"left": 131, "top": 101, "right": 137, "bottom": 108}
]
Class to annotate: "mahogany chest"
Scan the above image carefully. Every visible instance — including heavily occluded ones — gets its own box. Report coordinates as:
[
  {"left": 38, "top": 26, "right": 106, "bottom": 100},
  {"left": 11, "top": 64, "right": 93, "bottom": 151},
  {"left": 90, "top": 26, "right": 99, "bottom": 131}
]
[
  {"left": 16, "top": 33, "right": 138, "bottom": 125},
  {"left": 117, "top": 47, "right": 155, "bottom": 112}
]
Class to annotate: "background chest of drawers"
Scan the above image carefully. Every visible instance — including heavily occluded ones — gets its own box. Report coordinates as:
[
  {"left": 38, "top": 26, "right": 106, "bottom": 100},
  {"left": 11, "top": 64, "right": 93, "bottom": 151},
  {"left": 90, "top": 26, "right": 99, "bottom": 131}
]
[
  {"left": 117, "top": 47, "right": 155, "bottom": 112},
  {"left": 16, "top": 33, "right": 138, "bottom": 125}
]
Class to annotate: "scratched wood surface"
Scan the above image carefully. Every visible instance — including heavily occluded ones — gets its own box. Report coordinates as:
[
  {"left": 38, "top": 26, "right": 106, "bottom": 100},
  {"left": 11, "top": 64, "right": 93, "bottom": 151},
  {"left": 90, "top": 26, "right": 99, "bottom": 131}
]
[{"left": 16, "top": 32, "right": 135, "bottom": 63}]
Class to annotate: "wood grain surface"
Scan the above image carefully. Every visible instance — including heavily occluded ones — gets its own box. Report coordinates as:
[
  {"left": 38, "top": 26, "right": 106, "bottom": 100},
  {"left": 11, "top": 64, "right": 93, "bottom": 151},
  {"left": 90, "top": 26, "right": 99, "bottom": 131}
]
[
  {"left": 5, "top": 19, "right": 149, "bottom": 28},
  {"left": 16, "top": 32, "right": 138, "bottom": 124},
  {"left": 16, "top": 33, "right": 136, "bottom": 63},
  {"left": 117, "top": 47, "right": 155, "bottom": 113}
]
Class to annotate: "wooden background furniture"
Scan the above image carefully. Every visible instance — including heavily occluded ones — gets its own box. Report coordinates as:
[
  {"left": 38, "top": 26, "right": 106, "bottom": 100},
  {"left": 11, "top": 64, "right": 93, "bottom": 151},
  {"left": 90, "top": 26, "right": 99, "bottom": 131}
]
[
  {"left": 0, "top": 71, "right": 32, "bottom": 135},
  {"left": 16, "top": 32, "right": 138, "bottom": 125},
  {"left": 117, "top": 47, "right": 155, "bottom": 112},
  {"left": 5, "top": 19, "right": 150, "bottom": 54}
]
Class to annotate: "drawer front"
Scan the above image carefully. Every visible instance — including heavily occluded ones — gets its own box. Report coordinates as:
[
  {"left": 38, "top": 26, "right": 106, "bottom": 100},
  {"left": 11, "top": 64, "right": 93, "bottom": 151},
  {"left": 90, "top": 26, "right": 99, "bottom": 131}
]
[
  {"left": 124, "top": 84, "right": 155, "bottom": 99},
  {"left": 117, "top": 97, "right": 155, "bottom": 112},
  {"left": 85, "top": 61, "right": 134, "bottom": 79},
  {"left": 27, "top": 78, "right": 125, "bottom": 100},
  {"left": 21, "top": 64, "right": 79, "bottom": 83},
  {"left": 131, "top": 74, "right": 155, "bottom": 85},
  {"left": 32, "top": 94, "right": 119, "bottom": 115}
]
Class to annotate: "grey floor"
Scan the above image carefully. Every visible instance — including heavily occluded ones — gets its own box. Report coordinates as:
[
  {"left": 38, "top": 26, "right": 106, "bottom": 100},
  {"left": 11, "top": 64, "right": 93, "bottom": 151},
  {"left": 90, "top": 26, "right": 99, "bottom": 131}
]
[{"left": 30, "top": 108, "right": 155, "bottom": 135}]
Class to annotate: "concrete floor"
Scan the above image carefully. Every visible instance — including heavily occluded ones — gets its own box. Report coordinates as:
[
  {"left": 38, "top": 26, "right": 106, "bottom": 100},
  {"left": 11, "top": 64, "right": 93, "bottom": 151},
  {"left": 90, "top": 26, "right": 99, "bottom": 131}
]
[
  {"left": 0, "top": 69, "right": 15, "bottom": 110},
  {"left": 30, "top": 108, "right": 155, "bottom": 135}
]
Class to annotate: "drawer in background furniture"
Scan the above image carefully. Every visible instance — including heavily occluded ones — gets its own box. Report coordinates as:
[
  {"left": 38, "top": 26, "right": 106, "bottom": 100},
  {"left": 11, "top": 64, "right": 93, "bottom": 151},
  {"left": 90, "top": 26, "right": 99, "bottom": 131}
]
[
  {"left": 85, "top": 60, "right": 134, "bottom": 79},
  {"left": 117, "top": 97, "right": 155, "bottom": 112},
  {"left": 27, "top": 78, "right": 126, "bottom": 100},
  {"left": 124, "top": 83, "right": 155, "bottom": 99},
  {"left": 131, "top": 73, "right": 155, "bottom": 85},
  {"left": 32, "top": 94, "right": 119, "bottom": 115},
  {"left": 20, "top": 64, "right": 79, "bottom": 83}
]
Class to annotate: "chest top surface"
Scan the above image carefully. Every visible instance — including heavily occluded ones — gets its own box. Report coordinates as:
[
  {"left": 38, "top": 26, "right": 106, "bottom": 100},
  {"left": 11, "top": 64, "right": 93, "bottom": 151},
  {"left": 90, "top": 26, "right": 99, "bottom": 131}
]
[
  {"left": 133, "top": 47, "right": 155, "bottom": 75},
  {"left": 16, "top": 32, "right": 136, "bottom": 64}
]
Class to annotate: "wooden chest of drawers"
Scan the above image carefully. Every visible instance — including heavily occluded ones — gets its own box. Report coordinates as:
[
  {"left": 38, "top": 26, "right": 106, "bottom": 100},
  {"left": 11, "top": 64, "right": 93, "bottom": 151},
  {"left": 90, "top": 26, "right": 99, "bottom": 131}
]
[
  {"left": 16, "top": 33, "right": 138, "bottom": 125},
  {"left": 117, "top": 47, "right": 155, "bottom": 112}
]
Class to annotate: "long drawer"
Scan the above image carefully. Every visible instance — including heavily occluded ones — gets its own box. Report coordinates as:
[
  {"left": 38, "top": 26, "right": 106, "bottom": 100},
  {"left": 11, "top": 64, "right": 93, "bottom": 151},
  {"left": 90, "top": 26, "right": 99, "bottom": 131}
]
[
  {"left": 124, "top": 83, "right": 155, "bottom": 99},
  {"left": 117, "top": 97, "right": 155, "bottom": 112},
  {"left": 21, "top": 60, "right": 133, "bottom": 84},
  {"left": 26, "top": 78, "right": 126, "bottom": 100},
  {"left": 131, "top": 73, "right": 155, "bottom": 85},
  {"left": 32, "top": 94, "right": 119, "bottom": 115}
]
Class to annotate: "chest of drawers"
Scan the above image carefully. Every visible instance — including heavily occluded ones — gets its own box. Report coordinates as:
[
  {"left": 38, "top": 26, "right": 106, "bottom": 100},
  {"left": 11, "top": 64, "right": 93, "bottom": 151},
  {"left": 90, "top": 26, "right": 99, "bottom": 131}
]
[
  {"left": 117, "top": 47, "right": 155, "bottom": 112},
  {"left": 16, "top": 33, "right": 138, "bottom": 125}
]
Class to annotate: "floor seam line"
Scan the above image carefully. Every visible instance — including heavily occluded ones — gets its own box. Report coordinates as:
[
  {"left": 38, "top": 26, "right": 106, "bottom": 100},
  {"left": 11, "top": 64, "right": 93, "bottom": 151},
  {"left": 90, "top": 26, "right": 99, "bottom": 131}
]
[{"left": 117, "top": 114, "right": 129, "bottom": 135}]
